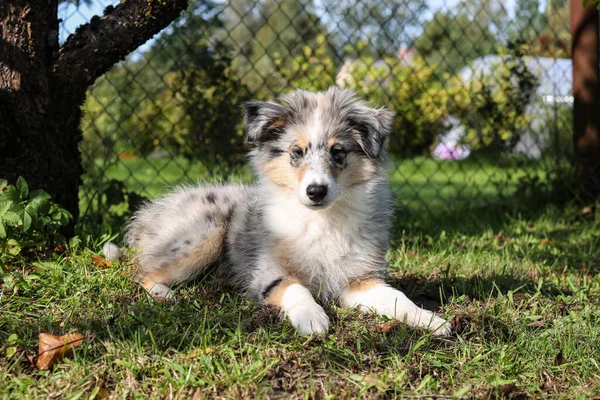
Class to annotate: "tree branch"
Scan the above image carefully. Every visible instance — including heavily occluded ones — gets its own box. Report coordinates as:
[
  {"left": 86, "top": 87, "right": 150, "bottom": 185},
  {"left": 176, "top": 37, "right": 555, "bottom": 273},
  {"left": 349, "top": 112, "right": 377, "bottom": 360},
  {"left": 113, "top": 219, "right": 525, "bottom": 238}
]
[{"left": 53, "top": 0, "right": 188, "bottom": 89}]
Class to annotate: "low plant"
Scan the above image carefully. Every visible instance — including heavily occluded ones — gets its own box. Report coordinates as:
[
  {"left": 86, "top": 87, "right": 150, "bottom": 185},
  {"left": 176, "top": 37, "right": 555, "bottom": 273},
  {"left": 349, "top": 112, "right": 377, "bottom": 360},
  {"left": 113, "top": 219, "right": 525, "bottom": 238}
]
[{"left": 0, "top": 177, "right": 72, "bottom": 264}]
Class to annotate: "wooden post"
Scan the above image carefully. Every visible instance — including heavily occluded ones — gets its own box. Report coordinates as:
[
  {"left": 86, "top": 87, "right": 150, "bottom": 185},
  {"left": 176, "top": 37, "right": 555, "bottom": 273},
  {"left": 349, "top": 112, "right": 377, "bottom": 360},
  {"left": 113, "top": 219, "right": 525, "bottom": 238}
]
[{"left": 571, "top": 0, "right": 600, "bottom": 200}]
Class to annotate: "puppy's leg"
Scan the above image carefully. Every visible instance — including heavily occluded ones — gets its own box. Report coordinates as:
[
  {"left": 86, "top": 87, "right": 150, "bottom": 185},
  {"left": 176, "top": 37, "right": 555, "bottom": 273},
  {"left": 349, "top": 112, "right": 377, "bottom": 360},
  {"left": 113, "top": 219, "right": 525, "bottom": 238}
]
[
  {"left": 137, "top": 223, "right": 227, "bottom": 301},
  {"left": 339, "top": 279, "right": 451, "bottom": 336},
  {"left": 261, "top": 279, "right": 330, "bottom": 334}
]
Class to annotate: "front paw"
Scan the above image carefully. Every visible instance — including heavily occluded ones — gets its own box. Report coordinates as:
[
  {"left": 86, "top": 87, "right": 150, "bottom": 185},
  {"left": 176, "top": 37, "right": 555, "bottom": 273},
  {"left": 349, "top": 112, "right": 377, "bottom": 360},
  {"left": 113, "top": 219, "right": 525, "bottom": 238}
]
[
  {"left": 428, "top": 314, "right": 452, "bottom": 336},
  {"left": 416, "top": 310, "right": 451, "bottom": 336},
  {"left": 285, "top": 304, "right": 330, "bottom": 334}
]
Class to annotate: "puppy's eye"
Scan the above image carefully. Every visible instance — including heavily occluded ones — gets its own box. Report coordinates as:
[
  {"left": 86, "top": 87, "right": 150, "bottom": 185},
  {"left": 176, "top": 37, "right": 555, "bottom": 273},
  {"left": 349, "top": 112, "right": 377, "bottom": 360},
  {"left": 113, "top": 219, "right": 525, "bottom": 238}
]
[
  {"left": 291, "top": 146, "right": 304, "bottom": 159},
  {"left": 330, "top": 145, "right": 346, "bottom": 163}
]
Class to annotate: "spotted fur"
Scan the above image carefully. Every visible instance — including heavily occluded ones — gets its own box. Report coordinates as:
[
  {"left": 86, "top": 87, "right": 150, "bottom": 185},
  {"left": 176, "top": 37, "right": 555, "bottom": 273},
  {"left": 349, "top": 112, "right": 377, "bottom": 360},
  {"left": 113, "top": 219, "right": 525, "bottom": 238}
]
[{"left": 124, "top": 87, "right": 451, "bottom": 335}]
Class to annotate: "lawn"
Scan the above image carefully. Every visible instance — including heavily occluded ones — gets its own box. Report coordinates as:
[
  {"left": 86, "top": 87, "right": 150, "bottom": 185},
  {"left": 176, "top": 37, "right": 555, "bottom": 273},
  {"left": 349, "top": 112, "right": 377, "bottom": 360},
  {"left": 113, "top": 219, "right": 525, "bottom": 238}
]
[
  {"left": 79, "top": 153, "right": 558, "bottom": 224},
  {"left": 2, "top": 158, "right": 599, "bottom": 399}
]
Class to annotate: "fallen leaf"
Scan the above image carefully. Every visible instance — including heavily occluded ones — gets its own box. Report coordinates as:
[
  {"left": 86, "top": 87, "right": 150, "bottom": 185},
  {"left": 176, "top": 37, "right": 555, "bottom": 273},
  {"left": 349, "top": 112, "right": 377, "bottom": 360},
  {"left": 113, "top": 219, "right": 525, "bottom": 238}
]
[
  {"left": 375, "top": 320, "right": 401, "bottom": 333},
  {"left": 91, "top": 255, "right": 112, "bottom": 269},
  {"left": 36, "top": 332, "right": 86, "bottom": 370},
  {"left": 186, "top": 348, "right": 213, "bottom": 359}
]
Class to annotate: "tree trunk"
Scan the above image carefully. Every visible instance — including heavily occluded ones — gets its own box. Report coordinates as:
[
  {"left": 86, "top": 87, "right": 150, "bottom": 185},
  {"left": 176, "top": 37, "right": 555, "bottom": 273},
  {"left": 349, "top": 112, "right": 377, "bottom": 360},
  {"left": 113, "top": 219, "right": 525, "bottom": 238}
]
[
  {"left": 0, "top": 0, "right": 188, "bottom": 234},
  {"left": 571, "top": 0, "right": 600, "bottom": 201},
  {"left": 0, "top": 1, "right": 79, "bottom": 229}
]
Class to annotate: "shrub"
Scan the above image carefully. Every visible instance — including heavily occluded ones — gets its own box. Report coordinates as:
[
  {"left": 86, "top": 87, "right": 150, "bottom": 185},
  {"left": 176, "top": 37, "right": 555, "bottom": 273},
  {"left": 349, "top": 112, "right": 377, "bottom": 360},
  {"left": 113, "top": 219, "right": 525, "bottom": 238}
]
[
  {"left": 0, "top": 177, "right": 72, "bottom": 264},
  {"left": 292, "top": 40, "right": 538, "bottom": 156},
  {"left": 81, "top": 48, "right": 251, "bottom": 165},
  {"left": 342, "top": 56, "right": 456, "bottom": 156},
  {"left": 455, "top": 53, "right": 539, "bottom": 152},
  {"left": 275, "top": 35, "right": 338, "bottom": 92}
]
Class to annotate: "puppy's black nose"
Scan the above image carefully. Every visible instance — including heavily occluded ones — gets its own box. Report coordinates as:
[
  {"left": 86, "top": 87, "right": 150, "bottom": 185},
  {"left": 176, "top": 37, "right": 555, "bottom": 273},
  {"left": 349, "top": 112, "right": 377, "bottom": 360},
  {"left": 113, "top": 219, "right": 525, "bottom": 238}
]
[{"left": 306, "top": 184, "right": 328, "bottom": 202}]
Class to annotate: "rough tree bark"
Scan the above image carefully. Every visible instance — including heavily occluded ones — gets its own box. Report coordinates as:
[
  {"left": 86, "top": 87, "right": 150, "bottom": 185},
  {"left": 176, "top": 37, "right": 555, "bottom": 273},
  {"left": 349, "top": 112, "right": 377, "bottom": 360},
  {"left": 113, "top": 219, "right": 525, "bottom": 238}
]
[
  {"left": 571, "top": 0, "right": 600, "bottom": 200},
  {"left": 0, "top": 0, "right": 188, "bottom": 233}
]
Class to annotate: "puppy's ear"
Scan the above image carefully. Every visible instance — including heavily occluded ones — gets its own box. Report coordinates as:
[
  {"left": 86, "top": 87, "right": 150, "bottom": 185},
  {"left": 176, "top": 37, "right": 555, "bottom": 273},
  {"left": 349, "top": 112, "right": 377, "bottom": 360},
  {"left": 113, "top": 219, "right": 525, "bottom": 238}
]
[
  {"left": 242, "top": 100, "right": 290, "bottom": 144},
  {"left": 349, "top": 106, "right": 394, "bottom": 159}
]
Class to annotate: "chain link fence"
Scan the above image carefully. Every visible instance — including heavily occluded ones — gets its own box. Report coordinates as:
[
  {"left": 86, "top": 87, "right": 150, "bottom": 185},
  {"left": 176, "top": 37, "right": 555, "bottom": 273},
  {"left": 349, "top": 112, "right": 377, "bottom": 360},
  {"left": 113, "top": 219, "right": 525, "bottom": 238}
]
[{"left": 59, "top": 0, "right": 574, "bottom": 233}]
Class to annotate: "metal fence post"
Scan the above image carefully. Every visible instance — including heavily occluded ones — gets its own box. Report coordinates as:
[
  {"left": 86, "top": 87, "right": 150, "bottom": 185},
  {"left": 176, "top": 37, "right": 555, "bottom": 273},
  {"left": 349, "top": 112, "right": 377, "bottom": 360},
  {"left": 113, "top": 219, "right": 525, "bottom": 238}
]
[{"left": 571, "top": 0, "right": 600, "bottom": 200}]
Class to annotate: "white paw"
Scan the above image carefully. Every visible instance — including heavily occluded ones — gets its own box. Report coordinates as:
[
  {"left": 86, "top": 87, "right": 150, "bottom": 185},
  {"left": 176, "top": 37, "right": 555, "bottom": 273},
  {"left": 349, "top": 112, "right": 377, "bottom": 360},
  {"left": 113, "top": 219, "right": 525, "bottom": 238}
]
[
  {"left": 429, "top": 314, "right": 452, "bottom": 336},
  {"left": 146, "top": 284, "right": 175, "bottom": 302},
  {"left": 286, "top": 304, "right": 330, "bottom": 335},
  {"left": 416, "top": 310, "right": 452, "bottom": 336}
]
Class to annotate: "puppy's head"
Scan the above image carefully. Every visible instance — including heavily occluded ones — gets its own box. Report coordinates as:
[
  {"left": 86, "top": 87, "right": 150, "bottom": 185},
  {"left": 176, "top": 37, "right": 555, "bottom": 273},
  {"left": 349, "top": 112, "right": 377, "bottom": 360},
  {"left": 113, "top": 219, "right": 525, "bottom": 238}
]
[{"left": 243, "top": 87, "right": 393, "bottom": 210}]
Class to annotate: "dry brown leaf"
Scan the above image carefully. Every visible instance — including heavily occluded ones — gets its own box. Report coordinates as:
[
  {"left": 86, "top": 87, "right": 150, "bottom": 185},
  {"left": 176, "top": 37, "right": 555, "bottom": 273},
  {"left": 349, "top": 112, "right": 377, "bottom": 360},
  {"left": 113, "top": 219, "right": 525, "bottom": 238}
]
[
  {"left": 91, "top": 255, "right": 112, "bottom": 268},
  {"left": 36, "top": 332, "right": 86, "bottom": 370},
  {"left": 186, "top": 348, "right": 213, "bottom": 359},
  {"left": 375, "top": 320, "right": 401, "bottom": 333}
]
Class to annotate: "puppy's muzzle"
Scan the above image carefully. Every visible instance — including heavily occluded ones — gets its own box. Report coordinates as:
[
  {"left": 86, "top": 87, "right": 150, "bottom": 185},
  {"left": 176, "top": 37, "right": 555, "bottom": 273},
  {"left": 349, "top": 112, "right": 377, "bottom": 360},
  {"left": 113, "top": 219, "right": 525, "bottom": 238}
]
[{"left": 306, "top": 184, "right": 328, "bottom": 203}]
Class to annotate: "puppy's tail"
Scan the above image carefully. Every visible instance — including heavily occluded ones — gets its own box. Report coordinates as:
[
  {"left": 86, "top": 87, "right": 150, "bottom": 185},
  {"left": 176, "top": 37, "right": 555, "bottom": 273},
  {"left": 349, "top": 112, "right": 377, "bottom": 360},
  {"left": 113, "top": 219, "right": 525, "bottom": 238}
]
[{"left": 102, "top": 242, "right": 124, "bottom": 261}]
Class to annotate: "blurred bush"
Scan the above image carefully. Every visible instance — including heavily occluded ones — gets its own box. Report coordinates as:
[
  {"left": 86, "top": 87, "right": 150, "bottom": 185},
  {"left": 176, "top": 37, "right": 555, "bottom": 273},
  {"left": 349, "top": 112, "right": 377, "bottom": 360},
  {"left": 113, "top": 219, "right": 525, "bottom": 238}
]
[
  {"left": 455, "top": 52, "right": 539, "bottom": 152},
  {"left": 81, "top": 15, "right": 539, "bottom": 161},
  {"left": 276, "top": 38, "right": 538, "bottom": 156}
]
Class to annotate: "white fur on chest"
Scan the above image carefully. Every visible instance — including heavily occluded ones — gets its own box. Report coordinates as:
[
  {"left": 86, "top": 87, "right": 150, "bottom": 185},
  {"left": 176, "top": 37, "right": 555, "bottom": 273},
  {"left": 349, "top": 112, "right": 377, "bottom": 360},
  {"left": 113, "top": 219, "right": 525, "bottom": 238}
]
[{"left": 263, "top": 187, "right": 382, "bottom": 297}]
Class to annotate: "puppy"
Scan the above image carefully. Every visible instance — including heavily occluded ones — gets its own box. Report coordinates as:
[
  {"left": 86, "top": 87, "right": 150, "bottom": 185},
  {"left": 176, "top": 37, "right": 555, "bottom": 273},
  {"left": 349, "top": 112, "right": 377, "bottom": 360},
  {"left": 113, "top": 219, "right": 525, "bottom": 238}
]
[{"left": 124, "top": 87, "right": 451, "bottom": 335}]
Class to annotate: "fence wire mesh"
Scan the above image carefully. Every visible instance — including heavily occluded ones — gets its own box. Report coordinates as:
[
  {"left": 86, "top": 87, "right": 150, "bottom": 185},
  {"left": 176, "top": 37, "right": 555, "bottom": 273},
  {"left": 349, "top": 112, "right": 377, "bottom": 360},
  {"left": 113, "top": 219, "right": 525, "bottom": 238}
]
[{"left": 59, "top": 0, "right": 574, "bottom": 233}]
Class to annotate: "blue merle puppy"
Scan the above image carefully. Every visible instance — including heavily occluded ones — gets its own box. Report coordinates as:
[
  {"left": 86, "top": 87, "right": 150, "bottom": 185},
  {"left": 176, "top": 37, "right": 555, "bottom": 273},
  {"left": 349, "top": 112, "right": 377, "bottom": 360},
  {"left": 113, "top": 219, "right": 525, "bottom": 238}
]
[{"left": 123, "top": 87, "right": 451, "bottom": 335}]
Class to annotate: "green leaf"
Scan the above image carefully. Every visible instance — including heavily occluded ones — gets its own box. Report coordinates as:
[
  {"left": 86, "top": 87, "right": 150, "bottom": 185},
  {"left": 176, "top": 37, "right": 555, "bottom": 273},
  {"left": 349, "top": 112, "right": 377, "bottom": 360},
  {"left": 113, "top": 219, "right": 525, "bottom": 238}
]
[
  {"left": 0, "top": 202, "right": 10, "bottom": 217},
  {"left": 0, "top": 221, "right": 6, "bottom": 239},
  {"left": 29, "top": 190, "right": 51, "bottom": 206},
  {"left": 16, "top": 177, "right": 29, "bottom": 199},
  {"left": 3, "top": 211, "right": 22, "bottom": 226},
  {"left": 24, "top": 204, "right": 38, "bottom": 220},
  {"left": 69, "top": 236, "right": 82, "bottom": 251},
  {"left": 22, "top": 211, "right": 32, "bottom": 232},
  {"left": 25, "top": 193, "right": 49, "bottom": 218},
  {"left": 0, "top": 186, "right": 21, "bottom": 203},
  {"left": 0, "top": 179, "right": 7, "bottom": 190},
  {"left": 7, "top": 240, "right": 21, "bottom": 256}
]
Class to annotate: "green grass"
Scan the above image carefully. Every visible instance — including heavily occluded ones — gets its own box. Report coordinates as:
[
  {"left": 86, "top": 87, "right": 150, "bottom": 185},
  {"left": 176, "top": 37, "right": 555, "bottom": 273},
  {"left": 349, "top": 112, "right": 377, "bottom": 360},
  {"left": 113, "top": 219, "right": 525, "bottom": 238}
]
[
  {"left": 3, "top": 158, "right": 599, "bottom": 399},
  {"left": 90, "top": 154, "right": 551, "bottom": 208},
  {"left": 79, "top": 153, "right": 558, "bottom": 229}
]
